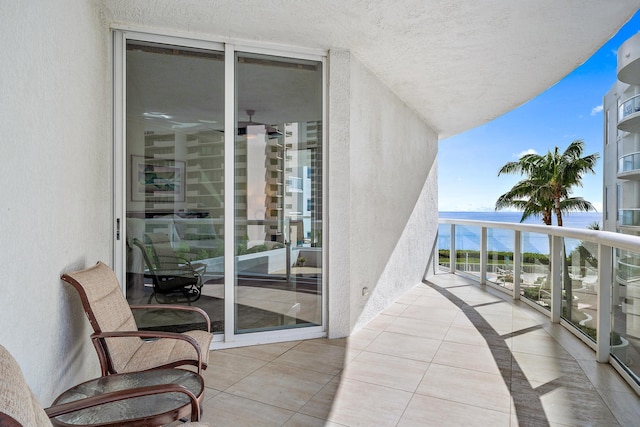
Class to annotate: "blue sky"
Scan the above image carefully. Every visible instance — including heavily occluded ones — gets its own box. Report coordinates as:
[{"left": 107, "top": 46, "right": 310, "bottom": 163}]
[{"left": 438, "top": 10, "right": 640, "bottom": 212}]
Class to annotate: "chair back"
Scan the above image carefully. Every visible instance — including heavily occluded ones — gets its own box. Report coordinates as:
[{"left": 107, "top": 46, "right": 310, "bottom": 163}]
[
  {"left": 61, "top": 262, "right": 141, "bottom": 373},
  {"left": 147, "top": 232, "right": 182, "bottom": 269},
  {"left": 0, "top": 345, "right": 52, "bottom": 426}
]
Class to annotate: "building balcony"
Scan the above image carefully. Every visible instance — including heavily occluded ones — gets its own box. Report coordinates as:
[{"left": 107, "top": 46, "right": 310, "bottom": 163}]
[
  {"left": 437, "top": 217, "right": 640, "bottom": 400},
  {"left": 618, "top": 94, "right": 640, "bottom": 133},
  {"left": 618, "top": 152, "right": 640, "bottom": 179},
  {"left": 619, "top": 209, "right": 640, "bottom": 227},
  {"left": 618, "top": 32, "right": 640, "bottom": 85},
  {"left": 192, "top": 272, "right": 640, "bottom": 425}
]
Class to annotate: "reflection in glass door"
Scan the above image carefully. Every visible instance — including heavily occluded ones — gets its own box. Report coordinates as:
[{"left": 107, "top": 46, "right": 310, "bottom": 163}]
[
  {"left": 124, "top": 41, "right": 226, "bottom": 334},
  {"left": 234, "top": 53, "right": 323, "bottom": 333}
]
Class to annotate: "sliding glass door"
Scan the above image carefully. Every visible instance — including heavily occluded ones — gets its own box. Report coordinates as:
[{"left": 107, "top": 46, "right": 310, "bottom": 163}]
[
  {"left": 119, "top": 33, "right": 324, "bottom": 342},
  {"left": 124, "top": 40, "right": 226, "bottom": 333},
  {"left": 234, "top": 52, "right": 323, "bottom": 333}
]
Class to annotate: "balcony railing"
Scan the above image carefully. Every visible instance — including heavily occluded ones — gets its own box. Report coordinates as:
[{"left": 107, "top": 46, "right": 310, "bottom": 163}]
[
  {"left": 619, "top": 209, "right": 640, "bottom": 227},
  {"left": 438, "top": 217, "right": 640, "bottom": 394},
  {"left": 619, "top": 94, "right": 640, "bottom": 122},
  {"left": 619, "top": 152, "right": 640, "bottom": 174}
]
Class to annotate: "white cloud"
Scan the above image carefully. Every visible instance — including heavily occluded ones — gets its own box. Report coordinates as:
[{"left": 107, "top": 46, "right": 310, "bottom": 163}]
[
  {"left": 591, "top": 105, "right": 603, "bottom": 116},
  {"left": 516, "top": 149, "right": 537, "bottom": 158}
]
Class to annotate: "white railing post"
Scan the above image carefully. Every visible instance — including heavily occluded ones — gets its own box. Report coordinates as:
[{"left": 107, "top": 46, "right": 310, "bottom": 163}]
[
  {"left": 597, "top": 244, "right": 612, "bottom": 363},
  {"left": 550, "top": 235, "right": 562, "bottom": 323},
  {"left": 513, "top": 231, "right": 521, "bottom": 300},
  {"left": 480, "top": 227, "right": 487, "bottom": 285},
  {"left": 450, "top": 224, "right": 456, "bottom": 273}
]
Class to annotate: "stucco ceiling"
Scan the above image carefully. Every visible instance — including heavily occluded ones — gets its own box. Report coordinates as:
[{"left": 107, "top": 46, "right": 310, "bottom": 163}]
[{"left": 103, "top": 0, "right": 640, "bottom": 139}]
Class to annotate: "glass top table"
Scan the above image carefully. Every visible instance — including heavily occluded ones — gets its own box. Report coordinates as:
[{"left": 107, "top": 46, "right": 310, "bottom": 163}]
[{"left": 50, "top": 368, "right": 204, "bottom": 426}]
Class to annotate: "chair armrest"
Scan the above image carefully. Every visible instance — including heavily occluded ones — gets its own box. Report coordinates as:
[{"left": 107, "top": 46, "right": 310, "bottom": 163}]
[
  {"left": 45, "top": 383, "right": 201, "bottom": 421},
  {"left": 92, "top": 330, "right": 204, "bottom": 372},
  {"left": 130, "top": 305, "right": 211, "bottom": 332}
]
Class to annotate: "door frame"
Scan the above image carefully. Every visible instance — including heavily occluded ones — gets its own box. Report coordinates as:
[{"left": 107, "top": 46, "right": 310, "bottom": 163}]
[{"left": 112, "top": 28, "right": 328, "bottom": 348}]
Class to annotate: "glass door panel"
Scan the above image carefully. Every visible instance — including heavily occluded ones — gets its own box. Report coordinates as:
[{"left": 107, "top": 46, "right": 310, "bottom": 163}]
[
  {"left": 125, "top": 41, "right": 225, "bottom": 334},
  {"left": 235, "top": 52, "right": 323, "bottom": 333}
]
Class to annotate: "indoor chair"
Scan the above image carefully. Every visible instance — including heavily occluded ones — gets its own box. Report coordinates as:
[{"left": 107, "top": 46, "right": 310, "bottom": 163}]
[{"left": 133, "top": 233, "right": 206, "bottom": 302}]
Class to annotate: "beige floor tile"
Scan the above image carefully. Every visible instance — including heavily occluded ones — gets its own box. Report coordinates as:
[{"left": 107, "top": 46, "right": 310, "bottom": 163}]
[
  {"left": 200, "top": 351, "right": 268, "bottom": 390},
  {"left": 386, "top": 315, "right": 451, "bottom": 340},
  {"left": 512, "top": 378, "right": 620, "bottom": 427},
  {"left": 298, "top": 376, "right": 341, "bottom": 420},
  {"left": 511, "top": 351, "right": 594, "bottom": 390},
  {"left": 315, "top": 377, "right": 413, "bottom": 427},
  {"left": 273, "top": 340, "right": 348, "bottom": 375},
  {"left": 346, "top": 327, "right": 381, "bottom": 351},
  {"left": 218, "top": 341, "right": 300, "bottom": 361},
  {"left": 199, "top": 392, "right": 294, "bottom": 427},
  {"left": 411, "top": 294, "right": 460, "bottom": 310},
  {"left": 283, "top": 413, "right": 345, "bottom": 427},
  {"left": 398, "top": 394, "right": 511, "bottom": 427},
  {"left": 597, "top": 387, "right": 640, "bottom": 427},
  {"left": 576, "top": 358, "right": 638, "bottom": 393},
  {"left": 416, "top": 363, "right": 512, "bottom": 413},
  {"left": 381, "top": 301, "right": 409, "bottom": 316},
  {"left": 363, "top": 313, "right": 396, "bottom": 331},
  {"left": 508, "top": 333, "right": 573, "bottom": 359},
  {"left": 432, "top": 341, "right": 511, "bottom": 376},
  {"left": 342, "top": 350, "right": 429, "bottom": 392},
  {"left": 225, "top": 362, "right": 334, "bottom": 411},
  {"left": 365, "top": 331, "right": 441, "bottom": 362},
  {"left": 444, "top": 324, "right": 494, "bottom": 347},
  {"left": 399, "top": 304, "right": 459, "bottom": 324}
]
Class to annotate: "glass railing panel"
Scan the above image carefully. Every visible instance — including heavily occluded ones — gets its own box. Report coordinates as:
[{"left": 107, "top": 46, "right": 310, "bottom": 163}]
[
  {"left": 486, "top": 227, "right": 515, "bottom": 290},
  {"left": 562, "top": 237, "right": 599, "bottom": 343},
  {"left": 437, "top": 223, "right": 451, "bottom": 270},
  {"left": 619, "top": 209, "right": 640, "bottom": 226},
  {"left": 455, "top": 225, "right": 481, "bottom": 279},
  {"left": 618, "top": 152, "right": 640, "bottom": 173},
  {"left": 612, "top": 250, "right": 640, "bottom": 378},
  {"left": 520, "top": 232, "right": 551, "bottom": 310},
  {"left": 619, "top": 94, "right": 640, "bottom": 121}
]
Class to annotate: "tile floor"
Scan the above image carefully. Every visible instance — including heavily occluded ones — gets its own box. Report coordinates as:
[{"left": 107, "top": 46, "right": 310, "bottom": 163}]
[{"left": 192, "top": 273, "right": 640, "bottom": 426}]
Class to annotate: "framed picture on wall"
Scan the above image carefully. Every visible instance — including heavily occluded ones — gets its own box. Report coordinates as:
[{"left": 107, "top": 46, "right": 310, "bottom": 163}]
[{"left": 131, "top": 155, "right": 185, "bottom": 202}]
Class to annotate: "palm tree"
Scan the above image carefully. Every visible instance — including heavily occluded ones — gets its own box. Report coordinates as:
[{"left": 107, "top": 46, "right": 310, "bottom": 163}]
[
  {"left": 495, "top": 139, "right": 599, "bottom": 225},
  {"left": 496, "top": 140, "right": 599, "bottom": 313}
]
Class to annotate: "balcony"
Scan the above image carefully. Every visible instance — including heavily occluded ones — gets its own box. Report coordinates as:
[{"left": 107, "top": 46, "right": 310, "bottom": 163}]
[
  {"left": 618, "top": 152, "right": 640, "bottom": 179},
  {"left": 617, "top": 32, "right": 640, "bottom": 85},
  {"left": 438, "top": 218, "right": 640, "bottom": 398},
  {"left": 617, "top": 94, "right": 640, "bottom": 133},
  {"left": 619, "top": 209, "right": 640, "bottom": 227},
  {"left": 192, "top": 273, "right": 640, "bottom": 425}
]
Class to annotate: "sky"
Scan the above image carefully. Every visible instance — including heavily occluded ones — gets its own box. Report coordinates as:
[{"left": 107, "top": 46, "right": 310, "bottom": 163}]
[{"left": 438, "top": 10, "right": 640, "bottom": 212}]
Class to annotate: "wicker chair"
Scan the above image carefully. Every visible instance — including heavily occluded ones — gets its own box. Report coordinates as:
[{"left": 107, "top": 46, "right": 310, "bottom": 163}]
[
  {"left": 61, "top": 262, "right": 212, "bottom": 376},
  {"left": 0, "top": 344, "right": 209, "bottom": 426}
]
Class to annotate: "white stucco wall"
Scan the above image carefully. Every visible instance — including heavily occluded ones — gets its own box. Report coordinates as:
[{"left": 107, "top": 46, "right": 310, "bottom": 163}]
[
  {"left": 0, "top": 0, "right": 111, "bottom": 404},
  {"left": 327, "top": 51, "right": 439, "bottom": 336}
]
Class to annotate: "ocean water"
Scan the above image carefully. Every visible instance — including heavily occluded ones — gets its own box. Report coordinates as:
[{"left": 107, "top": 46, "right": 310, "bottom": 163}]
[{"left": 438, "top": 211, "right": 603, "bottom": 253}]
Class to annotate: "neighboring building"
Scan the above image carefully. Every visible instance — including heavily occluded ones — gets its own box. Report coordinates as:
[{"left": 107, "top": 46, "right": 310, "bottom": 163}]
[
  {"left": 603, "top": 32, "right": 640, "bottom": 235},
  {"left": 603, "top": 31, "right": 640, "bottom": 357}
]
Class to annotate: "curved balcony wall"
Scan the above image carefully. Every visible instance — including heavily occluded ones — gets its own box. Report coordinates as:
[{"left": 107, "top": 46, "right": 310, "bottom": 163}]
[
  {"left": 618, "top": 32, "right": 640, "bottom": 85},
  {"left": 618, "top": 95, "right": 640, "bottom": 133}
]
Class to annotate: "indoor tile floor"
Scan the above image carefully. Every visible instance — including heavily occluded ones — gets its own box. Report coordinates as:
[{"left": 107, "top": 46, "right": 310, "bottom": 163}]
[{"left": 192, "top": 273, "right": 640, "bottom": 426}]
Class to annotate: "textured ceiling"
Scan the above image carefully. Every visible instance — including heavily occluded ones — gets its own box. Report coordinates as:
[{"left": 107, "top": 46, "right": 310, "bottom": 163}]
[{"left": 103, "top": 0, "right": 640, "bottom": 138}]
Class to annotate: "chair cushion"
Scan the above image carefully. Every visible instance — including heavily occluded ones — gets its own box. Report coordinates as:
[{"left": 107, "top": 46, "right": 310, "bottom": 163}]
[
  {"left": 0, "top": 345, "right": 52, "bottom": 426},
  {"left": 122, "top": 330, "right": 212, "bottom": 373}
]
